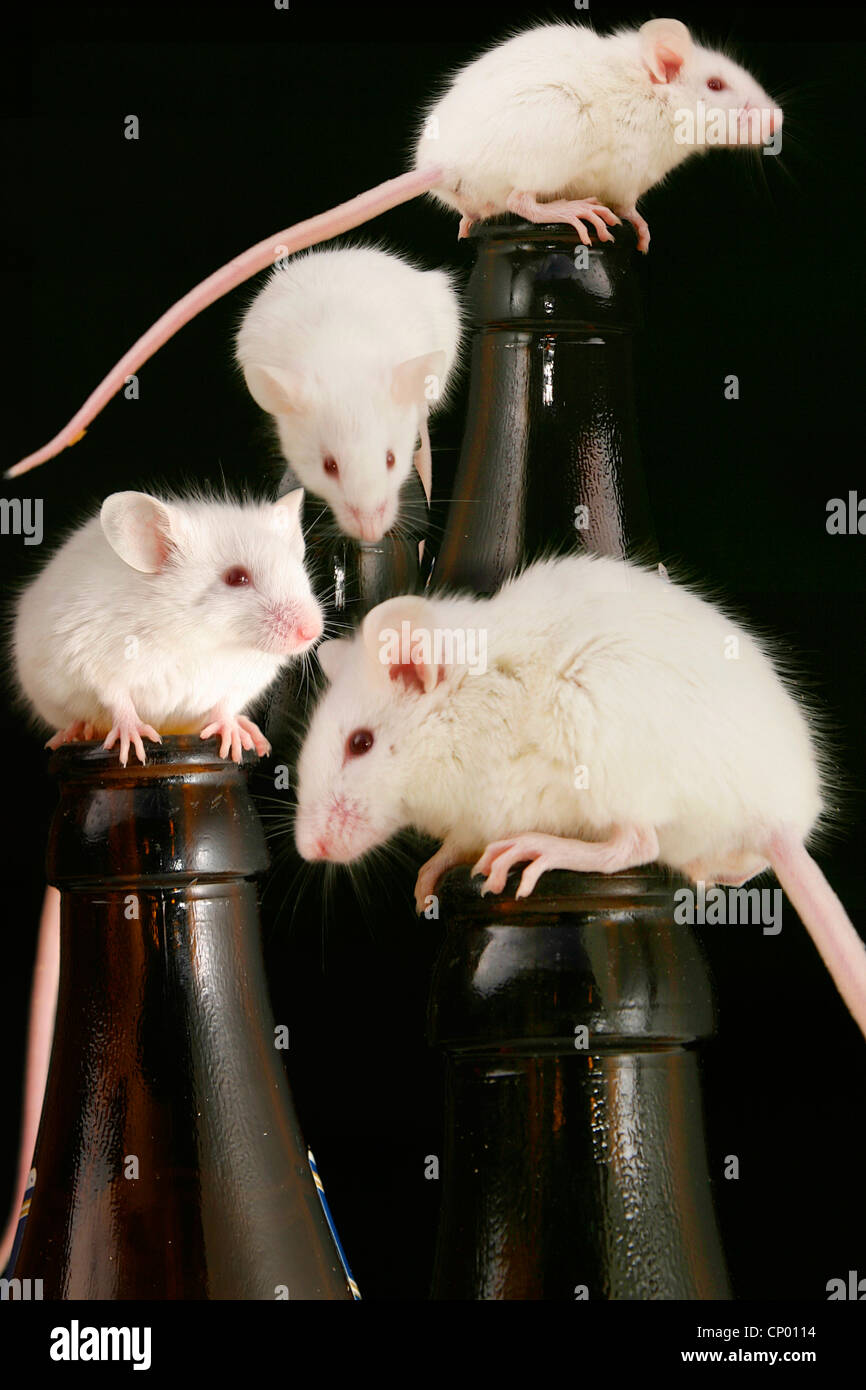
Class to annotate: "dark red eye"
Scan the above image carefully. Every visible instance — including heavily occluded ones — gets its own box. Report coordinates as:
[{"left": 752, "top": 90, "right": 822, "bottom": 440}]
[
  {"left": 223, "top": 566, "right": 252, "bottom": 587},
  {"left": 707, "top": 78, "right": 725, "bottom": 92},
  {"left": 346, "top": 728, "right": 374, "bottom": 757},
  {"left": 323, "top": 455, "right": 339, "bottom": 476},
  {"left": 386, "top": 450, "right": 395, "bottom": 470}
]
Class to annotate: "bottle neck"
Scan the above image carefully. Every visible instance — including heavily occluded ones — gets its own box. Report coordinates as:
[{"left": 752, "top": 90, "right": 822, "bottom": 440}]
[
  {"left": 435, "top": 221, "right": 655, "bottom": 594},
  {"left": 13, "top": 743, "right": 353, "bottom": 1299}
]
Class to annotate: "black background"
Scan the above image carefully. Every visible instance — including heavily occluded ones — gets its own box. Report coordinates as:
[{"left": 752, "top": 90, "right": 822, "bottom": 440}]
[{"left": 1, "top": 0, "right": 864, "bottom": 1304}]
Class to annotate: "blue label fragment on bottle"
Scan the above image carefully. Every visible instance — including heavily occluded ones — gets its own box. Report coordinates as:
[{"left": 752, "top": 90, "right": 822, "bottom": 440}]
[
  {"left": 307, "top": 1147, "right": 361, "bottom": 1300},
  {"left": 2, "top": 1167, "right": 36, "bottom": 1279}
]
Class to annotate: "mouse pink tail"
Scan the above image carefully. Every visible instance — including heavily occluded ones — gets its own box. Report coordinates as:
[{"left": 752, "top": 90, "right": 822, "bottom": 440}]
[
  {"left": 0, "top": 887, "right": 60, "bottom": 1274},
  {"left": 766, "top": 829, "right": 866, "bottom": 1041},
  {"left": 6, "top": 164, "right": 445, "bottom": 478}
]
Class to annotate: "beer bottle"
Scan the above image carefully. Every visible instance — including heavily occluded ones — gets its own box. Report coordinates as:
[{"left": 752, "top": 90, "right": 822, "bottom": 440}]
[
  {"left": 10, "top": 739, "right": 356, "bottom": 1299},
  {"left": 429, "top": 221, "right": 729, "bottom": 1300}
]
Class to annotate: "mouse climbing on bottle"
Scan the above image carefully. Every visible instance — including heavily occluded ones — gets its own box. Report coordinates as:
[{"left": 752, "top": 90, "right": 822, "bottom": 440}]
[
  {"left": 292, "top": 554, "right": 866, "bottom": 1044},
  {"left": 8, "top": 18, "right": 782, "bottom": 478}
]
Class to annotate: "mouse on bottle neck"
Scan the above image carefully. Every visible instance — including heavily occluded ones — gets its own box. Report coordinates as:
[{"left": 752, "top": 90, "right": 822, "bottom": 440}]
[
  {"left": 8, "top": 18, "right": 783, "bottom": 479},
  {"left": 293, "top": 553, "right": 866, "bottom": 1044},
  {"left": 12, "top": 488, "right": 324, "bottom": 765},
  {"left": 416, "top": 17, "right": 783, "bottom": 247}
]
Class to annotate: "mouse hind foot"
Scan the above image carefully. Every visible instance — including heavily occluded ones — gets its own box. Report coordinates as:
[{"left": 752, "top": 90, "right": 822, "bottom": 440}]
[
  {"left": 199, "top": 710, "right": 270, "bottom": 764},
  {"left": 505, "top": 190, "right": 621, "bottom": 246},
  {"left": 456, "top": 201, "right": 497, "bottom": 239},
  {"left": 617, "top": 206, "right": 651, "bottom": 254},
  {"left": 472, "top": 824, "right": 660, "bottom": 900}
]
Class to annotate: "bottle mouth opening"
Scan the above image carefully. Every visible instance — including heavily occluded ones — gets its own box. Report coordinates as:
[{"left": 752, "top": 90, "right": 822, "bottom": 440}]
[
  {"left": 436, "top": 861, "right": 684, "bottom": 913},
  {"left": 47, "top": 736, "right": 259, "bottom": 778}
]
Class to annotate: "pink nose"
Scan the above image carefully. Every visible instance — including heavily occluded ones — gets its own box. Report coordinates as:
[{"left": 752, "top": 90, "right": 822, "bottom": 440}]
[
  {"left": 268, "top": 605, "right": 323, "bottom": 651},
  {"left": 348, "top": 504, "right": 387, "bottom": 541},
  {"left": 296, "top": 610, "right": 324, "bottom": 644}
]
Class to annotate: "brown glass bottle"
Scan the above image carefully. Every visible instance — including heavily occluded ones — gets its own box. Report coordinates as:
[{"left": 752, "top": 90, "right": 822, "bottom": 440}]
[
  {"left": 429, "top": 870, "right": 730, "bottom": 1300},
  {"left": 9, "top": 740, "right": 354, "bottom": 1299},
  {"left": 433, "top": 219, "right": 656, "bottom": 594},
  {"left": 428, "top": 221, "right": 729, "bottom": 1300}
]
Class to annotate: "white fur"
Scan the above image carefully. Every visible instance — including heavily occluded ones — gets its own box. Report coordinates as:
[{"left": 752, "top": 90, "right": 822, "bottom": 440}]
[
  {"left": 13, "top": 491, "right": 322, "bottom": 734},
  {"left": 295, "top": 554, "right": 822, "bottom": 881},
  {"left": 235, "top": 246, "right": 462, "bottom": 541},
  {"left": 415, "top": 21, "right": 779, "bottom": 217}
]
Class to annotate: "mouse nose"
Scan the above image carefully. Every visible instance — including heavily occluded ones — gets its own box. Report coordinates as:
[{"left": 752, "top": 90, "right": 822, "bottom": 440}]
[
  {"left": 347, "top": 503, "right": 388, "bottom": 542},
  {"left": 296, "top": 607, "right": 324, "bottom": 645},
  {"left": 266, "top": 603, "right": 323, "bottom": 652}
]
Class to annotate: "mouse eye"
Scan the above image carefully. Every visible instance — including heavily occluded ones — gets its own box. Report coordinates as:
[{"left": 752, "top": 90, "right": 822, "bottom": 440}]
[
  {"left": 707, "top": 77, "right": 726, "bottom": 92},
  {"left": 386, "top": 450, "right": 395, "bottom": 470},
  {"left": 223, "top": 566, "right": 252, "bottom": 587},
  {"left": 323, "top": 455, "right": 339, "bottom": 477},
  {"left": 346, "top": 728, "right": 374, "bottom": 757}
]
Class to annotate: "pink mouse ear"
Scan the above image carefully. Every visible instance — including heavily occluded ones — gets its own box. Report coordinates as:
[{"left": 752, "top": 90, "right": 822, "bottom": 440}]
[
  {"left": 270, "top": 488, "right": 305, "bottom": 538},
  {"left": 100, "top": 491, "right": 179, "bottom": 573},
  {"left": 317, "top": 639, "right": 351, "bottom": 685},
  {"left": 361, "top": 595, "right": 443, "bottom": 695},
  {"left": 639, "top": 18, "right": 692, "bottom": 83},
  {"left": 242, "top": 363, "right": 311, "bottom": 416},
  {"left": 390, "top": 350, "right": 447, "bottom": 408}
]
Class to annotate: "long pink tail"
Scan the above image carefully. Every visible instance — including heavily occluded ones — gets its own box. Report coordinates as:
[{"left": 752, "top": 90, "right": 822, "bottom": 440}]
[
  {"left": 7, "top": 165, "right": 444, "bottom": 478},
  {"left": 767, "top": 830, "right": 866, "bottom": 1041},
  {"left": 0, "top": 887, "right": 60, "bottom": 1274}
]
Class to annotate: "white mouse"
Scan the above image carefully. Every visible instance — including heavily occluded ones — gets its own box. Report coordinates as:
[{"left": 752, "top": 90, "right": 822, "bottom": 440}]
[
  {"left": 292, "top": 552, "right": 866, "bottom": 1042},
  {"left": 414, "top": 17, "right": 782, "bottom": 248},
  {"left": 12, "top": 488, "right": 323, "bottom": 764},
  {"left": 235, "top": 246, "right": 461, "bottom": 542},
  {"left": 8, "top": 17, "right": 782, "bottom": 477}
]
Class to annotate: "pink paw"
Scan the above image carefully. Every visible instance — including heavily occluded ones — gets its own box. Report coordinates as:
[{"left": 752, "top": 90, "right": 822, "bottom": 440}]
[
  {"left": 46, "top": 720, "right": 97, "bottom": 750},
  {"left": 472, "top": 834, "right": 561, "bottom": 899},
  {"left": 199, "top": 713, "right": 270, "bottom": 764},
  {"left": 506, "top": 190, "right": 621, "bottom": 246},
  {"left": 103, "top": 717, "right": 161, "bottom": 767},
  {"left": 471, "top": 827, "right": 659, "bottom": 900},
  {"left": 621, "top": 207, "right": 651, "bottom": 254}
]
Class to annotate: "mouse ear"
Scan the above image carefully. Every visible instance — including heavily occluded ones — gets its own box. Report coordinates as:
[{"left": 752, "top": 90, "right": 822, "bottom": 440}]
[
  {"left": 243, "top": 363, "right": 311, "bottom": 416},
  {"left": 270, "top": 489, "right": 305, "bottom": 538},
  {"left": 391, "top": 350, "right": 447, "bottom": 408},
  {"left": 317, "top": 639, "right": 351, "bottom": 685},
  {"left": 362, "top": 595, "right": 444, "bottom": 696},
  {"left": 100, "top": 491, "right": 179, "bottom": 573},
  {"left": 639, "top": 18, "right": 692, "bottom": 83}
]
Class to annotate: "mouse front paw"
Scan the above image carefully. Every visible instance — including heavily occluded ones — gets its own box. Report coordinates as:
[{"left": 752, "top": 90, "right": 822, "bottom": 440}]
[
  {"left": 46, "top": 719, "right": 98, "bottom": 750},
  {"left": 199, "top": 711, "right": 271, "bottom": 764},
  {"left": 103, "top": 713, "right": 162, "bottom": 767},
  {"left": 414, "top": 839, "right": 468, "bottom": 913}
]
